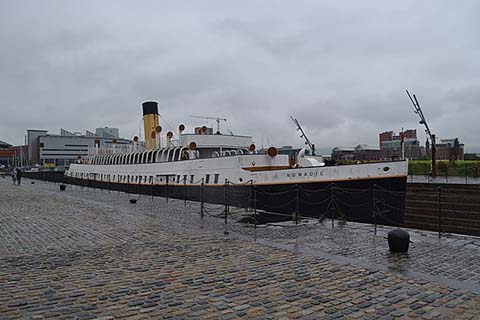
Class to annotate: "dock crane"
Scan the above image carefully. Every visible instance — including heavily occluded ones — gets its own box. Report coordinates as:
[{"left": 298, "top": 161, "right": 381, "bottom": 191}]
[
  {"left": 290, "top": 116, "right": 315, "bottom": 155},
  {"left": 189, "top": 115, "right": 227, "bottom": 134}
]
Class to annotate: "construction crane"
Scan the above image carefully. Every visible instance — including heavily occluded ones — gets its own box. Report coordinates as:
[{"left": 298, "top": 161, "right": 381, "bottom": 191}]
[
  {"left": 290, "top": 116, "right": 315, "bottom": 155},
  {"left": 189, "top": 115, "right": 227, "bottom": 134}
]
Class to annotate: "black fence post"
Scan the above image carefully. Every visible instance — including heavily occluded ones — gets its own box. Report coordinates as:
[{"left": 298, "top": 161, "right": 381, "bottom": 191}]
[
  {"left": 165, "top": 176, "right": 169, "bottom": 204},
  {"left": 227, "top": 180, "right": 230, "bottom": 215},
  {"left": 250, "top": 180, "right": 253, "bottom": 211},
  {"left": 295, "top": 184, "right": 299, "bottom": 225},
  {"left": 438, "top": 186, "right": 442, "bottom": 238},
  {"left": 151, "top": 178, "right": 154, "bottom": 201},
  {"left": 200, "top": 178, "right": 204, "bottom": 218},
  {"left": 254, "top": 185, "right": 257, "bottom": 230},
  {"left": 373, "top": 184, "right": 377, "bottom": 235},
  {"left": 184, "top": 177, "right": 187, "bottom": 206},
  {"left": 445, "top": 166, "right": 448, "bottom": 184},
  {"left": 108, "top": 175, "right": 111, "bottom": 193},
  {"left": 331, "top": 184, "right": 335, "bottom": 228},
  {"left": 465, "top": 163, "right": 468, "bottom": 185},
  {"left": 224, "top": 179, "right": 228, "bottom": 225}
]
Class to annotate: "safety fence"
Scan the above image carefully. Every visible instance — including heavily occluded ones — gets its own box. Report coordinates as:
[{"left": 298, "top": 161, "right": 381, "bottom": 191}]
[
  {"left": 409, "top": 162, "right": 480, "bottom": 185},
  {"left": 23, "top": 172, "right": 480, "bottom": 237},
  {"left": 405, "top": 184, "right": 480, "bottom": 237}
]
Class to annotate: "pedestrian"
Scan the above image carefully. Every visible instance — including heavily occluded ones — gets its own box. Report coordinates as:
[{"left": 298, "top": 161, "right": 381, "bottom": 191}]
[
  {"left": 12, "top": 168, "right": 17, "bottom": 184},
  {"left": 16, "top": 168, "right": 22, "bottom": 185}
]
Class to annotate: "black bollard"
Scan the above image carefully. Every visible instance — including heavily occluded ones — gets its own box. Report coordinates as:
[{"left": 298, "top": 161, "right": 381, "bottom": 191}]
[
  {"left": 59, "top": 184, "right": 66, "bottom": 191},
  {"left": 387, "top": 228, "right": 410, "bottom": 253}
]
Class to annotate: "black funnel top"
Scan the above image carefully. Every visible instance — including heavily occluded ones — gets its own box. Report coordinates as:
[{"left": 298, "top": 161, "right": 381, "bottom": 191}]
[{"left": 142, "top": 101, "right": 158, "bottom": 115}]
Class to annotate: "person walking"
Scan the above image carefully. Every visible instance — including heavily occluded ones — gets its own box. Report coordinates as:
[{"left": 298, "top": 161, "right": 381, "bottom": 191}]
[
  {"left": 12, "top": 168, "right": 17, "bottom": 184},
  {"left": 16, "top": 168, "right": 22, "bottom": 185}
]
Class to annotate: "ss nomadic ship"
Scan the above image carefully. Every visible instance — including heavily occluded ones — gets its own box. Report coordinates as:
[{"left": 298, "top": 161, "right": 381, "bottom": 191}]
[{"left": 65, "top": 101, "right": 408, "bottom": 224}]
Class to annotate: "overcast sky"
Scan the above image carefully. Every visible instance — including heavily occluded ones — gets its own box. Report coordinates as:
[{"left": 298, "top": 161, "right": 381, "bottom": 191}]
[{"left": 1, "top": 0, "right": 479, "bottom": 153}]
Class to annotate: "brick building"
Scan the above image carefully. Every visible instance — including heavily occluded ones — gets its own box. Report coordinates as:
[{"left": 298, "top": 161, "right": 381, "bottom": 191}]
[
  {"left": 379, "top": 130, "right": 423, "bottom": 160},
  {"left": 354, "top": 145, "right": 380, "bottom": 161},
  {"left": 331, "top": 147, "right": 355, "bottom": 161},
  {"left": 332, "top": 145, "right": 380, "bottom": 161},
  {"left": 434, "top": 138, "right": 464, "bottom": 161}
]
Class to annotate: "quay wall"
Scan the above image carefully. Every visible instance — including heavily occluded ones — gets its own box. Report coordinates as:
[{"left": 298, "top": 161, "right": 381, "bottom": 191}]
[{"left": 404, "top": 183, "right": 480, "bottom": 236}]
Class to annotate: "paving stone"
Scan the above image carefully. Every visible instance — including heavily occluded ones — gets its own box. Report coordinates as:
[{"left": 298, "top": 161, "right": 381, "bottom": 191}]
[{"left": 0, "top": 179, "right": 478, "bottom": 319}]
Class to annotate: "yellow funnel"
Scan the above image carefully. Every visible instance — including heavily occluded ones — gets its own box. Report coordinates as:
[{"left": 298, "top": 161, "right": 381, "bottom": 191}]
[{"left": 142, "top": 101, "right": 160, "bottom": 150}]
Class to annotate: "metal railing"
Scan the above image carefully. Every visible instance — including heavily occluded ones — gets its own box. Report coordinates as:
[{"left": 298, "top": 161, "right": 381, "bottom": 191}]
[
  {"left": 23, "top": 171, "right": 480, "bottom": 238},
  {"left": 409, "top": 162, "right": 480, "bottom": 184}
]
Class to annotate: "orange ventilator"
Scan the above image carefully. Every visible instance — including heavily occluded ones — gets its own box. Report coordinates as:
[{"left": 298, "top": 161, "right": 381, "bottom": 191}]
[{"left": 267, "top": 147, "right": 278, "bottom": 157}]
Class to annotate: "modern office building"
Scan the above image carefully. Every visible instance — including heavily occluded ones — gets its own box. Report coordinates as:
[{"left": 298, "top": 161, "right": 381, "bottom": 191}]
[
  {"left": 96, "top": 127, "right": 120, "bottom": 138},
  {"left": 27, "top": 128, "right": 133, "bottom": 167}
]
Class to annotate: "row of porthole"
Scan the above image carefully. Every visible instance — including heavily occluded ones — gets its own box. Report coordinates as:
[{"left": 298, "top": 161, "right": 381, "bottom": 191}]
[{"left": 71, "top": 172, "right": 222, "bottom": 185}]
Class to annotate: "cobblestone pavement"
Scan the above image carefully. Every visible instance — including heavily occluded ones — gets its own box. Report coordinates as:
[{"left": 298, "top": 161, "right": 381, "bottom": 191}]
[{"left": 0, "top": 178, "right": 479, "bottom": 319}]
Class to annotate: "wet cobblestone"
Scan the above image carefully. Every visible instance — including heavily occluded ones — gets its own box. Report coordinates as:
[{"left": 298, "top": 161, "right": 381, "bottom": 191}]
[{"left": 0, "top": 178, "right": 479, "bottom": 319}]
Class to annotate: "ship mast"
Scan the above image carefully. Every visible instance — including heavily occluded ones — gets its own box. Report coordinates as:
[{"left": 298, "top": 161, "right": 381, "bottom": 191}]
[{"left": 290, "top": 116, "right": 315, "bottom": 156}]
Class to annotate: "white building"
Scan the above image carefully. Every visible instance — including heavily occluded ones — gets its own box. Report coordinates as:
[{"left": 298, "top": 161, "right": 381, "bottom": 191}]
[{"left": 28, "top": 128, "right": 133, "bottom": 167}]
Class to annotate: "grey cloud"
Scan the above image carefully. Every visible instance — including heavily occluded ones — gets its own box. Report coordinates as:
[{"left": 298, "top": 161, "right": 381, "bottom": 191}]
[{"left": 0, "top": 0, "right": 479, "bottom": 152}]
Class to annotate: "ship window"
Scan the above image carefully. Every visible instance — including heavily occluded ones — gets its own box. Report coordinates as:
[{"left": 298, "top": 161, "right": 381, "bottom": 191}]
[
  {"left": 190, "top": 175, "right": 194, "bottom": 184},
  {"left": 214, "top": 174, "right": 219, "bottom": 184},
  {"left": 149, "top": 176, "right": 153, "bottom": 184},
  {"left": 183, "top": 175, "right": 187, "bottom": 183},
  {"left": 144, "top": 176, "right": 148, "bottom": 183},
  {"left": 205, "top": 174, "right": 210, "bottom": 184},
  {"left": 176, "top": 175, "right": 180, "bottom": 183}
]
